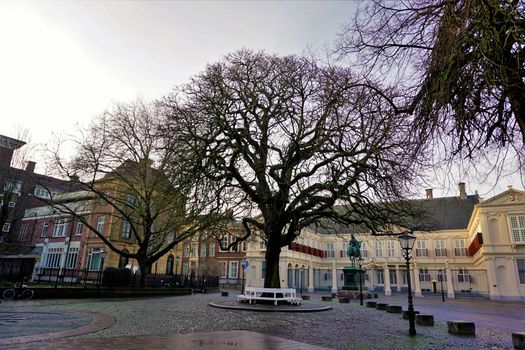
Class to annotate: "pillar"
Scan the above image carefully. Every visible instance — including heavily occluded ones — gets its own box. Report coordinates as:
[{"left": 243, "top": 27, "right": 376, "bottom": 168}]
[
  {"left": 384, "top": 266, "right": 391, "bottom": 295},
  {"left": 331, "top": 262, "right": 338, "bottom": 294},
  {"left": 445, "top": 263, "right": 455, "bottom": 299},
  {"left": 396, "top": 267, "right": 402, "bottom": 292},
  {"left": 308, "top": 266, "right": 314, "bottom": 292},
  {"left": 413, "top": 263, "right": 422, "bottom": 297}
]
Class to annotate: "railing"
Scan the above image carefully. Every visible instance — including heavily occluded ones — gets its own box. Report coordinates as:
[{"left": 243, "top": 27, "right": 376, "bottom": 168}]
[{"left": 32, "top": 267, "right": 219, "bottom": 290}]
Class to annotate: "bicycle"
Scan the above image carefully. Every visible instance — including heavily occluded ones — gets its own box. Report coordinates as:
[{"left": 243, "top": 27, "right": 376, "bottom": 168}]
[{"left": 2, "top": 284, "right": 34, "bottom": 300}]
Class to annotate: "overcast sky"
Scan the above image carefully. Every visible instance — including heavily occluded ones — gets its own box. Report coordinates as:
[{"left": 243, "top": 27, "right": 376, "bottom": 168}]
[{"left": 0, "top": 0, "right": 521, "bottom": 198}]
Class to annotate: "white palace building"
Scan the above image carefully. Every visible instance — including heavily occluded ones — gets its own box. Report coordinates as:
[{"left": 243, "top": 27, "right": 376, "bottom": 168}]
[{"left": 244, "top": 185, "right": 525, "bottom": 301}]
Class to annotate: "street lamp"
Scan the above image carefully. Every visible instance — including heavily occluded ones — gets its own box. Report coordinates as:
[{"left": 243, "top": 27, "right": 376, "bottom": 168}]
[
  {"left": 357, "top": 256, "right": 364, "bottom": 305},
  {"left": 398, "top": 231, "right": 417, "bottom": 336}
]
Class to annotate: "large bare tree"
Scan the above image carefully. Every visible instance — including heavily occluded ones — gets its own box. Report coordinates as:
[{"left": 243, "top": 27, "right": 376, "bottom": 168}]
[
  {"left": 46, "top": 100, "right": 220, "bottom": 286},
  {"left": 161, "top": 50, "right": 422, "bottom": 288},
  {"left": 337, "top": 0, "right": 525, "bottom": 168}
]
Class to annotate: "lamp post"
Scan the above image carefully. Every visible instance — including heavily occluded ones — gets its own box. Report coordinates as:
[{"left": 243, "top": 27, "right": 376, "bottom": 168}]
[
  {"left": 300, "top": 267, "right": 304, "bottom": 295},
  {"left": 97, "top": 250, "right": 107, "bottom": 298},
  {"left": 440, "top": 273, "right": 445, "bottom": 302},
  {"left": 398, "top": 231, "right": 417, "bottom": 336},
  {"left": 358, "top": 256, "right": 364, "bottom": 305}
]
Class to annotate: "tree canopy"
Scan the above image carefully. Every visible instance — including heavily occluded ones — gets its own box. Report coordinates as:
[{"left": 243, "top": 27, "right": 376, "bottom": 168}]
[
  {"left": 161, "top": 50, "right": 422, "bottom": 287},
  {"left": 337, "top": 0, "right": 525, "bottom": 163}
]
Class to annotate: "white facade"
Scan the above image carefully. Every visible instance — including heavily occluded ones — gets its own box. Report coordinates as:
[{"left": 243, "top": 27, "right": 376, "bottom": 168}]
[{"left": 244, "top": 188, "right": 525, "bottom": 300}]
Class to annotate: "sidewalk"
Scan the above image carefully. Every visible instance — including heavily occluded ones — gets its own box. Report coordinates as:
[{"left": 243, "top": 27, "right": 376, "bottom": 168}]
[{"left": 0, "top": 292, "right": 522, "bottom": 349}]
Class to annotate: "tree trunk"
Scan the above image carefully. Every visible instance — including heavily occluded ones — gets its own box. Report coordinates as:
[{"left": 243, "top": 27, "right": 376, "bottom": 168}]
[
  {"left": 263, "top": 239, "right": 282, "bottom": 288},
  {"left": 137, "top": 260, "right": 151, "bottom": 287}
]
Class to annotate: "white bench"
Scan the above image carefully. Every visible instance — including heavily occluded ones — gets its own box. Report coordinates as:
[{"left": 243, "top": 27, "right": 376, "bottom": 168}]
[{"left": 237, "top": 287, "right": 302, "bottom": 306}]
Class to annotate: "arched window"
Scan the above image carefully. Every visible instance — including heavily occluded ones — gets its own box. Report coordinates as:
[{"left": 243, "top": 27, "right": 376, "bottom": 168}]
[
  {"left": 166, "top": 254, "right": 174, "bottom": 275},
  {"left": 119, "top": 249, "right": 129, "bottom": 269}
]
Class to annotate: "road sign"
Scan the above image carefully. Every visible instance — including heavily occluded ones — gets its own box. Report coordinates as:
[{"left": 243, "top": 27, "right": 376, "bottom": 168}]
[{"left": 241, "top": 260, "right": 250, "bottom": 271}]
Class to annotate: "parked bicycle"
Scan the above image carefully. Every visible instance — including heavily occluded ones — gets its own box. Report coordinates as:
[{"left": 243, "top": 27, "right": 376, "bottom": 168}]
[{"left": 2, "top": 284, "right": 34, "bottom": 300}]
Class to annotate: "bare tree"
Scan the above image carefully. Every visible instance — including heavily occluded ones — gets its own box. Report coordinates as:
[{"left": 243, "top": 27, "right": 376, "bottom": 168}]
[
  {"left": 337, "top": 0, "right": 525, "bottom": 172},
  {"left": 161, "top": 50, "right": 422, "bottom": 288},
  {"left": 46, "top": 99, "right": 220, "bottom": 286}
]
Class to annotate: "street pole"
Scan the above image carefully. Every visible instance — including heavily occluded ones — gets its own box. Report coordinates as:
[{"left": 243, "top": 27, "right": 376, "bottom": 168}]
[
  {"left": 359, "top": 263, "right": 364, "bottom": 306},
  {"left": 440, "top": 276, "right": 445, "bottom": 302},
  {"left": 405, "top": 254, "right": 416, "bottom": 336}
]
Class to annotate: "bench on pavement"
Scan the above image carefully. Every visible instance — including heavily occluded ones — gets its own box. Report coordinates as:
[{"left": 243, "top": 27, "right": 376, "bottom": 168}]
[
  {"left": 447, "top": 321, "right": 476, "bottom": 336},
  {"left": 237, "top": 287, "right": 302, "bottom": 306}
]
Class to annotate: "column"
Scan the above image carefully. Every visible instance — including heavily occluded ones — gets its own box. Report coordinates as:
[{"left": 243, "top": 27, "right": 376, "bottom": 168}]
[
  {"left": 331, "top": 262, "right": 338, "bottom": 294},
  {"left": 413, "top": 263, "right": 422, "bottom": 297},
  {"left": 308, "top": 266, "right": 314, "bottom": 292},
  {"left": 396, "top": 267, "right": 402, "bottom": 292},
  {"left": 445, "top": 262, "right": 455, "bottom": 299},
  {"left": 384, "top": 266, "right": 391, "bottom": 295},
  {"left": 279, "top": 262, "right": 287, "bottom": 288}
]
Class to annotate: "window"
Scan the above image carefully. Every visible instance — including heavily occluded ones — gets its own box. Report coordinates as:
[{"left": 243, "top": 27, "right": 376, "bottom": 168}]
[
  {"left": 386, "top": 241, "right": 396, "bottom": 257},
  {"left": 183, "top": 244, "right": 190, "bottom": 257},
  {"left": 454, "top": 239, "right": 467, "bottom": 256},
  {"left": 376, "top": 269, "right": 384, "bottom": 285},
  {"left": 437, "top": 269, "right": 447, "bottom": 282},
  {"left": 166, "top": 255, "right": 174, "bottom": 275},
  {"left": 219, "top": 237, "right": 229, "bottom": 252},
  {"left": 96, "top": 216, "right": 105, "bottom": 234},
  {"left": 419, "top": 268, "right": 431, "bottom": 282},
  {"left": 209, "top": 242, "right": 215, "bottom": 257},
  {"left": 434, "top": 240, "right": 447, "bottom": 257},
  {"left": 4, "top": 180, "right": 22, "bottom": 194},
  {"left": 402, "top": 270, "right": 408, "bottom": 285},
  {"left": 34, "top": 186, "right": 51, "bottom": 199},
  {"left": 375, "top": 241, "right": 382, "bottom": 257},
  {"left": 457, "top": 268, "right": 469, "bottom": 283},
  {"left": 360, "top": 241, "right": 368, "bottom": 257},
  {"left": 52, "top": 219, "right": 68, "bottom": 237},
  {"left": 389, "top": 270, "right": 397, "bottom": 285},
  {"left": 200, "top": 243, "right": 207, "bottom": 257},
  {"left": 87, "top": 250, "right": 103, "bottom": 270},
  {"left": 65, "top": 247, "right": 78, "bottom": 269},
  {"left": 121, "top": 220, "right": 131, "bottom": 238},
  {"left": 190, "top": 244, "right": 197, "bottom": 257},
  {"left": 2, "top": 223, "right": 10, "bottom": 232},
  {"left": 45, "top": 248, "right": 63, "bottom": 268},
  {"left": 127, "top": 194, "right": 137, "bottom": 206},
  {"left": 19, "top": 223, "right": 29, "bottom": 241},
  {"left": 230, "top": 261, "right": 238, "bottom": 278},
  {"left": 182, "top": 261, "right": 189, "bottom": 275},
  {"left": 509, "top": 215, "right": 525, "bottom": 243},
  {"left": 41, "top": 221, "right": 49, "bottom": 237},
  {"left": 221, "top": 262, "right": 227, "bottom": 278},
  {"left": 231, "top": 236, "right": 238, "bottom": 252},
  {"left": 415, "top": 240, "right": 428, "bottom": 257},
  {"left": 517, "top": 259, "right": 525, "bottom": 284},
  {"left": 327, "top": 243, "right": 335, "bottom": 257},
  {"left": 119, "top": 249, "right": 130, "bottom": 269},
  {"left": 8, "top": 201, "right": 15, "bottom": 207},
  {"left": 74, "top": 221, "right": 83, "bottom": 235}
]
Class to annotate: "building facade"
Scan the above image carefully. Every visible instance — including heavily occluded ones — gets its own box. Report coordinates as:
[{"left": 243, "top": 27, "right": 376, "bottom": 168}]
[{"left": 244, "top": 186, "right": 525, "bottom": 301}]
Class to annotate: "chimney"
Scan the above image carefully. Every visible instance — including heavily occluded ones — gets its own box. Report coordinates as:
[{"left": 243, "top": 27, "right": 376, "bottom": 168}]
[
  {"left": 425, "top": 188, "right": 433, "bottom": 199},
  {"left": 458, "top": 182, "right": 467, "bottom": 199},
  {"left": 25, "top": 161, "right": 36, "bottom": 173}
]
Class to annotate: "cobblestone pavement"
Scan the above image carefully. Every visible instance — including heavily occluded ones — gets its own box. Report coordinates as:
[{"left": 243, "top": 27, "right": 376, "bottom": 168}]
[{"left": 1, "top": 292, "right": 523, "bottom": 350}]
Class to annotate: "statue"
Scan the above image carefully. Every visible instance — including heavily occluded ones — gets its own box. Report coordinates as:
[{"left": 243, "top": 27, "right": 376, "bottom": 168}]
[{"left": 347, "top": 234, "right": 361, "bottom": 264}]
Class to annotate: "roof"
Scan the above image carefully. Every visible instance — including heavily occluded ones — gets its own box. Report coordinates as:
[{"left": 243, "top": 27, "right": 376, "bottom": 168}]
[
  {"left": 312, "top": 194, "right": 479, "bottom": 235},
  {"left": 410, "top": 195, "right": 479, "bottom": 231}
]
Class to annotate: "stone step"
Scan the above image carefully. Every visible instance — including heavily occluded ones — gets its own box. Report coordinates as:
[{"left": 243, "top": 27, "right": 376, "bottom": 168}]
[
  {"left": 512, "top": 332, "right": 525, "bottom": 349},
  {"left": 386, "top": 305, "right": 402, "bottom": 313},
  {"left": 447, "top": 320, "right": 476, "bottom": 336},
  {"left": 416, "top": 314, "right": 434, "bottom": 326}
]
